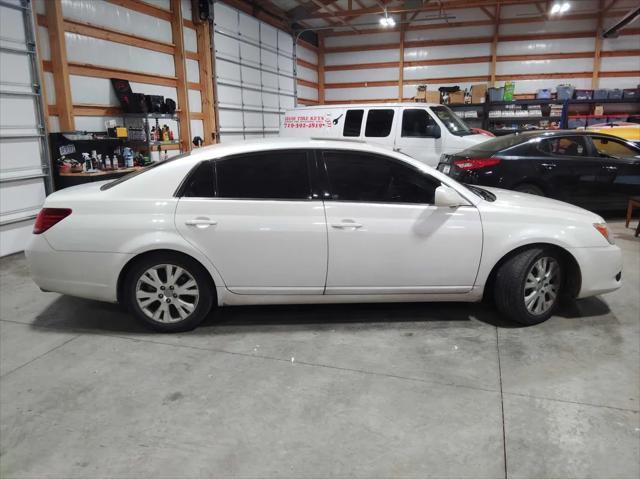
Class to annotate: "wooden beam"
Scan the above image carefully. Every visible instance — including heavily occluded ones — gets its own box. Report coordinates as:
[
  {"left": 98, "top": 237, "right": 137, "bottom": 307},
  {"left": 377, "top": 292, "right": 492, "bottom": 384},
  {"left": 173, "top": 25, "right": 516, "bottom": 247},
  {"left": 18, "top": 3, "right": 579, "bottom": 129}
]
[
  {"left": 297, "top": 78, "right": 319, "bottom": 89},
  {"left": 187, "top": 82, "right": 202, "bottom": 91},
  {"left": 480, "top": 6, "right": 495, "bottom": 20},
  {"left": 170, "top": 0, "right": 192, "bottom": 152},
  {"left": 185, "top": 50, "right": 199, "bottom": 61},
  {"left": 298, "top": 38, "right": 318, "bottom": 52},
  {"left": 298, "top": 98, "right": 319, "bottom": 106},
  {"left": 398, "top": 14, "right": 405, "bottom": 101},
  {"left": 196, "top": 20, "right": 217, "bottom": 144},
  {"left": 317, "top": 34, "right": 325, "bottom": 104},
  {"left": 106, "top": 0, "right": 172, "bottom": 21},
  {"left": 45, "top": 0, "right": 74, "bottom": 130},
  {"left": 489, "top": 4, "right": 500, "bottom": 87},
  {"left": 42, "top": 61, "right": 178, "bottom": 88},
  {"left": 297, "top": 58, "right": 318, "bottom": 70},
  {"left": 593, "top": 0, "right": 604, "bottom": 88},
  {"left": 73, "top": 105, "right": 123, "bottom": 116}
]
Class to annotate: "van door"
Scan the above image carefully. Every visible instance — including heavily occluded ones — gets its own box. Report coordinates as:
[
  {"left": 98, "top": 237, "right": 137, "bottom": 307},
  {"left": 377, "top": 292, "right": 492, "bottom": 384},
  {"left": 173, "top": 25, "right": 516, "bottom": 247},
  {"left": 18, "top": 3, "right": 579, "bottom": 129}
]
[
  {"left": 393, "top": 108, "right": 444, "bottom": 166},
  {"left": 362, "top": 108, "right": 397, "bottom": 149}
]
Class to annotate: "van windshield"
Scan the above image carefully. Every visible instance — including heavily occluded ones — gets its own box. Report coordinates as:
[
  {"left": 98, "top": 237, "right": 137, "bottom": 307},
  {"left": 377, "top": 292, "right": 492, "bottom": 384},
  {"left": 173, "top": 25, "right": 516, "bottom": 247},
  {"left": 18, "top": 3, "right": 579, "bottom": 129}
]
[{"left": 430, "top": 106, "right": 473, "bottom": 136}]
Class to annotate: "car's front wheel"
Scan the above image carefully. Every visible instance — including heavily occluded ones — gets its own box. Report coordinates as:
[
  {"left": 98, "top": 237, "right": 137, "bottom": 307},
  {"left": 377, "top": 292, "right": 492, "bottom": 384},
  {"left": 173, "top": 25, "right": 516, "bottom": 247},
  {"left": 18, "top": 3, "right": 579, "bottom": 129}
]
[
  {"left": 494, "top": 247, "right": 563, "bottom": 325},
  {"left": 124, "top": 253, "right": 214, "bottom": 332}
]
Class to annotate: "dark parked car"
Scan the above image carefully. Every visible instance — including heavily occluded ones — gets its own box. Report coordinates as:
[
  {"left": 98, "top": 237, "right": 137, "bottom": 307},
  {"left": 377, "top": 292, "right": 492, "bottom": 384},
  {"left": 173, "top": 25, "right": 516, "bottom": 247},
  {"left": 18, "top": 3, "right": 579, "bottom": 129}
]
[{"left": 437, "top": 130, "right": 640, "bottom": 211}]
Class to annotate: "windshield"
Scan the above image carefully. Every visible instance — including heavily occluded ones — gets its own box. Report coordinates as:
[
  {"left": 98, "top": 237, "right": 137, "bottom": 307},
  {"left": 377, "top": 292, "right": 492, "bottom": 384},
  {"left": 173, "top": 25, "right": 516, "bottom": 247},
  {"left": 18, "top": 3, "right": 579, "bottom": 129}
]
[
  {"left": 464, "top": 184, "right": 496, "bottom": 202},
  {"left": 430, "top": 106, "right": 472, "bottom": 136},
  {"left": 100, "top": 152, "right": 191, "bottom": 190}
]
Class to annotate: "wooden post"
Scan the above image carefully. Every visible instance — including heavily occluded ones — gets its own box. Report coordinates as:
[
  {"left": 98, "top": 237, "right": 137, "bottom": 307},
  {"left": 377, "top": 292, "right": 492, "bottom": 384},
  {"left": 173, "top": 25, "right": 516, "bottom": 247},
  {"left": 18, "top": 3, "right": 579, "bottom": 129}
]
[
  {"left": 196, "top": 20, "right": 217, "bottom": 144},
  {"left": 170, "top": 0, "right": 192, "bottom": 152},
  {"left": 398, "top": 14, "right": 405, "bottom": 101},
  {"left": 45, "top": 0, "right": 74, "bottom": 130},
  {"left": 489, "top": 4, "right": 500, "bottom": 87},
  {"left": 318, "top": 34, "right": 325, "bottom": 104},
  {"left": 592, "top": 0, "right": 604, "bottom": 88}
]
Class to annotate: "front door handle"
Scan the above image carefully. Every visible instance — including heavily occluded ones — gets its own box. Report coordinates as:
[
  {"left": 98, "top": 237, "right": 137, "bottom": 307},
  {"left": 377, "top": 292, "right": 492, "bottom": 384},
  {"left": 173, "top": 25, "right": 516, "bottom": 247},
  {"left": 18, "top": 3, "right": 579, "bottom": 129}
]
[
  {"left": 185, "top": 218, "right": 218, "bottom": 228},
  {"left": 602, "top": 165, "right": 618, "bottom": 171},
  {"left": 331, "top": 222, "right": 363, "bottom": 229},
  {"left": 541, "top": 163, "right": 557, "bottom": 169}
]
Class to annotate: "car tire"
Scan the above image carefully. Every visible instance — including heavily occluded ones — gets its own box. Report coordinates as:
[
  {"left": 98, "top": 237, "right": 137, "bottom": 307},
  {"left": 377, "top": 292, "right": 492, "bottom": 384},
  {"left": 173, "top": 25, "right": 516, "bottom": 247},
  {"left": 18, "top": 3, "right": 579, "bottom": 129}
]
[
  {"left": 514, "top": 183, "right": 544, "bottom": 196},
  {"left": 494, "top": 247, "right": 563, "bottom": 326},
  {"left": 124, "top": 252, "right": 214, "bottom": 332}
]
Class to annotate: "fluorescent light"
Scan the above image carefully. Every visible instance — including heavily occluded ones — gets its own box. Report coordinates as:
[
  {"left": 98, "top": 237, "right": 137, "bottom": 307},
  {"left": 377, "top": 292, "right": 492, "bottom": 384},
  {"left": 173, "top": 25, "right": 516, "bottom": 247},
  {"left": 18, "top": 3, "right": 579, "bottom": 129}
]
[
  {"left": 550, "top": 3, "right": 561, "bottom": 14},
  {"left": 387, "top": 16, "right": 395, "bottom": 26},
  {"left": 550, "top": 2, "right": 570, "bottom": 14},
  {"left": 560, "top": 2, "right": 571, "bottom": 13},
  {"left": 379, "top": 17, "right": 388, "bottom": 26}
]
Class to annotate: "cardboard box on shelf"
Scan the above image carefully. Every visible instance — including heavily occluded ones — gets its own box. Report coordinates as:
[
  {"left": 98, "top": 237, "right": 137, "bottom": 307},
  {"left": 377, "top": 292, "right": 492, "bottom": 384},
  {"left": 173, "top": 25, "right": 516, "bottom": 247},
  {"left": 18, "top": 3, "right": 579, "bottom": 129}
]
[
  {"left": 594, "top": 105, "right": 604, "bottom": 116},
  {"left": 471, "top": 84, "right": 487, "bottom": 103},
  {"left": 449, "top": 91, "right": 465, "bottom": 104},
  {"left": 415, "top": 86, "right": 440, "bottom": 104}
]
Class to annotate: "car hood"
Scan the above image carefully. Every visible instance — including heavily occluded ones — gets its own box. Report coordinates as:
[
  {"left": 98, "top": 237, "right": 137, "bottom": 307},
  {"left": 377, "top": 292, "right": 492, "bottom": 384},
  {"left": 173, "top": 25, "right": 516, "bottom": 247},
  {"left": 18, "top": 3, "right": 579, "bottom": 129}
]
[{"left": 478, "top": 186, "right": 603, "bottom": 222}]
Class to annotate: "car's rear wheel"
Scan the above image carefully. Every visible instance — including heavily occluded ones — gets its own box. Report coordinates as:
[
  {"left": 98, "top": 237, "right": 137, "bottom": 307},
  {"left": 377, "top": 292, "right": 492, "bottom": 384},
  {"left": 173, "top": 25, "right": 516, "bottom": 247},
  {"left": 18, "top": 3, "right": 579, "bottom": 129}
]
[
  {"left": 494, "top": 247, "right": 562, "bottom": 326},
  {"left": 125, "top": 253, "right": 214, "bottom": 332},
  {"left": 514, "top": 183, "right": 544, "bottom": 196}
]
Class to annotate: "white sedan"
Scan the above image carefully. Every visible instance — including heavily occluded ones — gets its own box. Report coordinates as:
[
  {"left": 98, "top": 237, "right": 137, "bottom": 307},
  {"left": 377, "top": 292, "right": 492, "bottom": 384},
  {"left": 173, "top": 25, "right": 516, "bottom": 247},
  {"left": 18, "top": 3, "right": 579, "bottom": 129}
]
[{"left": 26, "top": 139, "right": 622, "bottom": 332}]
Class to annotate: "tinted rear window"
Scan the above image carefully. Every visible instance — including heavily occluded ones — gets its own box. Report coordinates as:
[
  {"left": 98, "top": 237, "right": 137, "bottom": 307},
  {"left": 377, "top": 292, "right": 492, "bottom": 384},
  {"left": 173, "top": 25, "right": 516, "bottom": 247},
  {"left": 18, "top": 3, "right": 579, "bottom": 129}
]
[
  {"left": 461, "top": 133, "right": 534, "bottom": 154},
  {"left": 343, "top": 110, "right": 364, "bottom": 137},
  {"left": 365, "top": 109, "right": 394, "bottom": 137}
]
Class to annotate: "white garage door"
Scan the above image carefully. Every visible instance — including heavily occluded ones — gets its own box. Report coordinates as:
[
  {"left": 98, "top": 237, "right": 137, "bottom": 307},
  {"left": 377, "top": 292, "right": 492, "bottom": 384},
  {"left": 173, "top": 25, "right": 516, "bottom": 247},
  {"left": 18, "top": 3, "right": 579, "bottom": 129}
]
[
  {"left": 0, "top": 0, "right": 52, "bottom": 256},
  {"left": 213, "top": 1, "right": 295, "bottom": 142}
]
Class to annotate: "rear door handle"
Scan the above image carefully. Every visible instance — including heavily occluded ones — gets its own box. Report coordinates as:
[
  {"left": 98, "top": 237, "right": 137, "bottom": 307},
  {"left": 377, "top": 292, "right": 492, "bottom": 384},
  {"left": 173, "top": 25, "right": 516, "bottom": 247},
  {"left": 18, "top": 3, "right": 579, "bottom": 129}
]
[
  {"left": 602, "top": 165, "right": 618, "bottom": 171},
  {"left": 541, "top": 163, "right": 557, "bottom": 169},
  {"left": 185, "top": 218, "right": 218, "bottom": 228},
  {"left": 331, "top": 222, "right": 363, "bottom": 229}
]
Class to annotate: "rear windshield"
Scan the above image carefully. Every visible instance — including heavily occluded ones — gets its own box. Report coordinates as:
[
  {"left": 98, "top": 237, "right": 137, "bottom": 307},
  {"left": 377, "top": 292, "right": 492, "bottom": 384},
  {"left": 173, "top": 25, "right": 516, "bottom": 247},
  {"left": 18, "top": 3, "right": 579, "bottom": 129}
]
[
  {"left": 100, "top": 153, "right": 191, "bottom": 190},
  {"left": 461, "top": 133, "right": 534, "bottom": 154}
]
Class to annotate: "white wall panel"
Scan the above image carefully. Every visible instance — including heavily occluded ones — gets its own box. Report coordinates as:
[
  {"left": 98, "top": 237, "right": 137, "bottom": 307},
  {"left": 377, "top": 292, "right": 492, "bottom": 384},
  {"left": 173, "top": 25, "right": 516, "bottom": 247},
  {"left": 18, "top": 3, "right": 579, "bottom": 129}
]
[
  {"left": 0, "top": 51, "right": 33, "bottom": 86},
  {"left": 180, "top": 0, "right": 191, "bottom": 19},
  {"left": 325, "top": 32, "right": 400, "bottom": 48},
  {"left": 297, "top": 65, "right": 318, "bottom": 83},
  {"left": 500, "top": 19, "right": 598, "bottom": 36},
  {"left": 326, "top": 49, "right": 399, "bottom": 66},
  {"left": 188, "top": 89, "right": 202, "bottom": 112},
  {"left": 65, "top": 33, "right": 176, "bottom": 76},
  {"left": 0, "top": 5, "right": 26, "bottom": 48},
  {"left": 496, "top": 58, "right": 593, "bottom": 75},
  {"left": 325, "top": 86, "right": 398, "bottom": 101},
  {"left": 497, "top": 38, "right": 594, "bottom": 55},
  {"left": 404, "top": 62, "right": 489, "bottom": 80},
  {"left": 33, "top": 0, "right": 46, "bottom": 14},
  {"left": 326, "top": 67, "right": 397, "bottom": 83},
  {"left": 48, "top": 116, "right": 60, "bottom": 133},
  {"left": 405, "top": 43, "right": 491, "bottom": 61},
  {"left": 68, "top": 76, "right": 178, "bottom": 106},
  {"left": 186, "top": 59, "right": 200, "bottom": 82},
  {"left": 506, "top": 77, "right": 592, "bottom": 93},
  {"left": 36, "top": 26, "right": 50, "bottom": 60},
  {"left": 297, "top": 85, "right": 318, "bottom": 101},
  {"left": 183, "top": 27, "right": 197, "bottom": 53},
  {"left": 602, "top": 35, "right": 640, "bottom": 51},
  {"left": 601, "top": 56, "right": 640, "bottom": 72},
  {"left": 145, "top": 0, "right": 171, "bottom": 10},
  {"left": 190, "top": 119, "right": 203, "bottom": 140},
  {"left": 0, "top": 179, "right": 46, "bottom": 215},
  {"left": 296, "top": 44, "right": 317, "bottom": 65},
  {"left": 406, "top": 25, "right": 493, "bottom": 42},
  {"left": 1, "top": 139, "right": 43, "bottom": 178},
  {"left": 43, "top": 72, "right": 56, "bottom": 105},
  {"left": 599, "top": 77, "right": 640, "bottom": 89},
  {"left": 61, "top": 0, "right": 172, "bottom": 43}
]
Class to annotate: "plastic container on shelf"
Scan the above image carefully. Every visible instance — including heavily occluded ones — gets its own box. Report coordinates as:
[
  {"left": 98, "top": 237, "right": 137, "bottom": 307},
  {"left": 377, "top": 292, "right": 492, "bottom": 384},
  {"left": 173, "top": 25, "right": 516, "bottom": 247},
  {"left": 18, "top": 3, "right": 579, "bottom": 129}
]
[
  {"left": 536, "top": 88, "right": 552, "bottom": 99},
  {"left": 623, "top": 89, "right": 639, "bottom": 100},
  {"left": 574, "top": 89, "right": 593, "bottom": 100},
  {"left": 568, "top": 118, "right": 586, "bottom": 129},
  {"left": 593, "top": 89, "right": 609, "bottom": 100},
  {"left": 608, "top": 89, "right": 623, "bottom": 100},
  {"left": 556, "top": 84, "right": 575, "bottom": 101},
  {"left": 488, "top": 87, "right": 504, "bottom": 102}
]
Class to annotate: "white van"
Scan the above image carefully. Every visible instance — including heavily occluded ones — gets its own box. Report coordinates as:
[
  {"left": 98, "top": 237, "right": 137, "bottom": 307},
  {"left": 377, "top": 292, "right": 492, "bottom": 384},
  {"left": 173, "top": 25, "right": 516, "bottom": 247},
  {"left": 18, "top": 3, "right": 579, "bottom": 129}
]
[{"left": 279, "top": 103, "right": 491, "bottom": 166}]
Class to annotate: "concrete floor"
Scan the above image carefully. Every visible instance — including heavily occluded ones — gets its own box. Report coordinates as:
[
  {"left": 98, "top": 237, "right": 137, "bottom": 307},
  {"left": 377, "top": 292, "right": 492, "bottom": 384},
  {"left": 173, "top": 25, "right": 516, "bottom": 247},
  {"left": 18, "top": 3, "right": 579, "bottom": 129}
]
[{"left": 0, "top": 220, "right": 638, "bottom": 479}]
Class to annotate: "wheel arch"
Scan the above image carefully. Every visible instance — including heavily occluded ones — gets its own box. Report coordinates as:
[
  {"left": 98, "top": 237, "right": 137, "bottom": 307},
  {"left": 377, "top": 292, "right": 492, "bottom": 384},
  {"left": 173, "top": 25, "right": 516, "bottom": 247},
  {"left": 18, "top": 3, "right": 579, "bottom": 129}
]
[
  {"left": 482, "top": 242, "right": 581, "bottom": 301},
  {"left": 510, "top": 178, "right": 549, "bottom": 195},
  {"left": 116, "top": 249, "right": 218, "bottom": 305}
]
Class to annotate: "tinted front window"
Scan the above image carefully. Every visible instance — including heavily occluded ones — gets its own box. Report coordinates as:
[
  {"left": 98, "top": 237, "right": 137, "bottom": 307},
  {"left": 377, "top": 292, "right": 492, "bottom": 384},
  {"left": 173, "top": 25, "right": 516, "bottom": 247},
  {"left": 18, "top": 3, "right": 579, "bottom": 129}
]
[
  {"left": 365, "top": 109, "right": 394, "bottom": 137},
  {"left": 324, "top": 151, "right": 439, "bottom": 204},
  {"left": 591, "top": 137, "right": 640, "bottom": 158},
  {"left": 402, "top": 109, "right": 437, "bottom": 137},
  {"left": 537, "top": 136, "right": 588, "bottom": 157},
  {"left": 182, "top": 161, "right": 215, "bottom": 197},
  {"left": 216, "top": 150, "right": 311, "bottom": 200},
  {"left": 343, "top": 109, "right": 364, "bottom": 137}
]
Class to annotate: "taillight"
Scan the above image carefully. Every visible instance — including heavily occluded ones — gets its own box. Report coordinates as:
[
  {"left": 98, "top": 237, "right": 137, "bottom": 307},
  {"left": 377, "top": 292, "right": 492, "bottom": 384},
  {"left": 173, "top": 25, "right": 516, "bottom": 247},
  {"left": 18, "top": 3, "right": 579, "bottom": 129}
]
[
  {"left": 453, "top": 158, "right": 501, "bottom": 170},
  {"left": 33, "top": 208, "right": 72, "bottom": 234}
]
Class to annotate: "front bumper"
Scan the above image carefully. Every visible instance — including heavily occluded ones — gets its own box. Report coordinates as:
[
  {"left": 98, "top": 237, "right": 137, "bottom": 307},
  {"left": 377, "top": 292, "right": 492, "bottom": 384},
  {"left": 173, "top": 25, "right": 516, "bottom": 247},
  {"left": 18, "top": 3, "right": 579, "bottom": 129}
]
[
  {"left": 25, "top": 234, "right": 132, "bottom": 303},
  {"left": 567, "top": 244, "right": 623, "bottom": 298}
]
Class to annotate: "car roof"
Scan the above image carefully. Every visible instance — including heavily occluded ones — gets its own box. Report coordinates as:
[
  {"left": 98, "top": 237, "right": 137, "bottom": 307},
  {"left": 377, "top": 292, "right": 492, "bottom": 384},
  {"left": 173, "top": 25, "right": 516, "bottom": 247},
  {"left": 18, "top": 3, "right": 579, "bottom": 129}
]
[{"left": 287, "top": 102, "right": 441, "bottom": 109}]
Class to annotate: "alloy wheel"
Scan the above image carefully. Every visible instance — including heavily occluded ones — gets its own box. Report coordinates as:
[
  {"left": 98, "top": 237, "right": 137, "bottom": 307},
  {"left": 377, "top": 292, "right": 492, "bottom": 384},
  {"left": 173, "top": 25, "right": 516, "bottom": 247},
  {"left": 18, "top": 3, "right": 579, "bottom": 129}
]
[
  {"left": 523, "top": 256, "right": 560, "bottom": 315},
  {"left": 135, "top": 264, "right": 200, "bottom": 323}
]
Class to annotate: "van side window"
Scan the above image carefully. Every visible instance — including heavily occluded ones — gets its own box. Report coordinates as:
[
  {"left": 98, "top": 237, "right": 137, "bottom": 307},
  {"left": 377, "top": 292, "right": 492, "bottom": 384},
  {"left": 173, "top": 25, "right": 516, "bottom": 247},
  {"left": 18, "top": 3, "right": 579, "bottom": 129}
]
[
  {"left": 365, "top": 109, "right": 394, "bottom": 137},
  {"left": 343, "top": 110, "right": 364, "bottom": 137},
  {"left": 402, "top": 109, "right": 437, "bottom": 137}
]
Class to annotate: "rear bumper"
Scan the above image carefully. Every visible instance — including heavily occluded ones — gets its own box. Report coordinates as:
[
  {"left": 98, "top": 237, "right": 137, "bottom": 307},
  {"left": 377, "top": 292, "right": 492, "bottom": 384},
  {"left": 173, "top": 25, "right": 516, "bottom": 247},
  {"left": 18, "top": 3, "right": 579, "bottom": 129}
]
[
  {"left": 567, "top": 244, "right": 623, "bottom": 298},
  {"left": 25, "top": 234, "right": 132, "bottom": 303}
]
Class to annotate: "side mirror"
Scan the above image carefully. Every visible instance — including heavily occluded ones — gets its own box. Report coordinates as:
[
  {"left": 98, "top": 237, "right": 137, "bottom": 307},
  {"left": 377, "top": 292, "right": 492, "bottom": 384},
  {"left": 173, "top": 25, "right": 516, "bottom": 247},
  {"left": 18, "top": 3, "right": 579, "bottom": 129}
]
[
  {"left": 425, "top": 124, "right": 441, "bottom": 139},
  {"left": 434, "top": 185, "right": 468, "bottom": 208}
]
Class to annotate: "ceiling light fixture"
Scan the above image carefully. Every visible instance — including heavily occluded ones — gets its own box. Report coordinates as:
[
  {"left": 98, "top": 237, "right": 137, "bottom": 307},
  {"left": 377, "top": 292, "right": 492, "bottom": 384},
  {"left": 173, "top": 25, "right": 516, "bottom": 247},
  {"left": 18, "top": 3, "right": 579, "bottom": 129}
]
[
  {"left": 379, "top": 9, "right": 395, "bottom": 27},
  {"left": 550, "top": 2, "right": 571, "bottom": 14}
]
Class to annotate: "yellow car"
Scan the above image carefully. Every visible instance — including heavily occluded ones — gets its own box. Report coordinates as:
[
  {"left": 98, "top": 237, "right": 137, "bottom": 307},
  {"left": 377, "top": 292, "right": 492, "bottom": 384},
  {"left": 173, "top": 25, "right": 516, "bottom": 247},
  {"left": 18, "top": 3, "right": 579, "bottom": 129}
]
[{"left": 586, "top": 122, "right": 640, "bottom": 146}]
